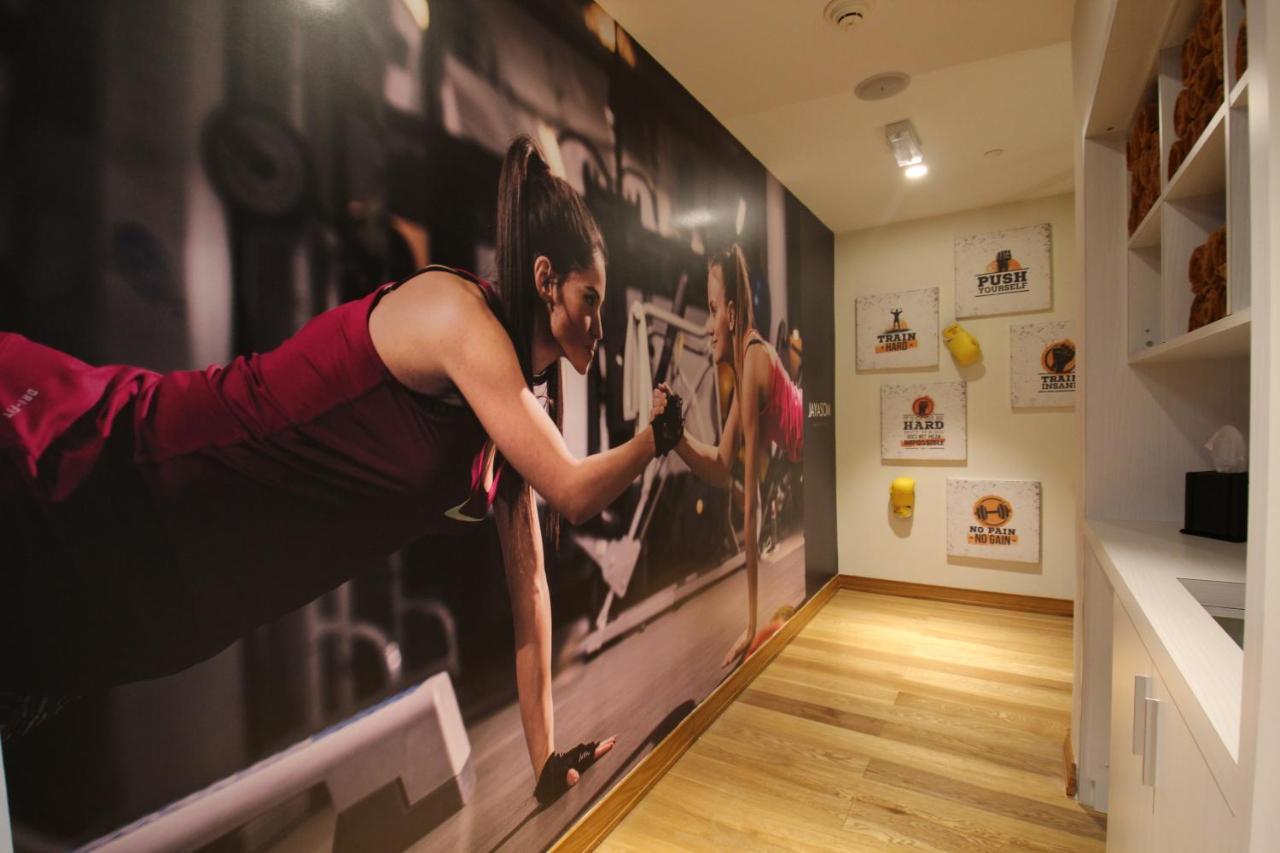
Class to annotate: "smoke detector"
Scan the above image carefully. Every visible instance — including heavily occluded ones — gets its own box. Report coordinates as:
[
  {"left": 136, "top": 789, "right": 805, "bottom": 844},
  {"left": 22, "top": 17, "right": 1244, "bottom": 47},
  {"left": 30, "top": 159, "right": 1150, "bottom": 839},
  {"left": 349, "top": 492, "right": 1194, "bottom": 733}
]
[
  {"left": 824, "top": 0, "right": 874, "bottom": 30},
  {"left": 855, "top": 71, "right": 910, "bottom": 101}
]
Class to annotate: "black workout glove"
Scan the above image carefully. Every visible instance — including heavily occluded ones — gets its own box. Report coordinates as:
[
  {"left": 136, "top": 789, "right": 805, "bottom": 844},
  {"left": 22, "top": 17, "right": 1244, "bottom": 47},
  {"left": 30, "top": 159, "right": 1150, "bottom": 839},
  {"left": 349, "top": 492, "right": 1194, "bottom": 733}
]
[
  {"left": 651, "top": 390, "right": 684, "bottom": 458},
  {"left": 535, "top": 742, "right": 600, "bottom": 805}
]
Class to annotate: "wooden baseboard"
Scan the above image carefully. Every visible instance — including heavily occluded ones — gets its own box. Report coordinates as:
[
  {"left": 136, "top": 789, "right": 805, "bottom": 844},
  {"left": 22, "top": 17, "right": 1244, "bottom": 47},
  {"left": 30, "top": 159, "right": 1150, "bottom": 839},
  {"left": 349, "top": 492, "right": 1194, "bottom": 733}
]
[
  {"left": 1064, "top": 730, "right": 1079, "bottom": 798},
  {"left": 549, "top": 574, "right": 841, "bottom": 852},
  {"left": 837, "top": 575, "right": 1074, "bottom": 617}
]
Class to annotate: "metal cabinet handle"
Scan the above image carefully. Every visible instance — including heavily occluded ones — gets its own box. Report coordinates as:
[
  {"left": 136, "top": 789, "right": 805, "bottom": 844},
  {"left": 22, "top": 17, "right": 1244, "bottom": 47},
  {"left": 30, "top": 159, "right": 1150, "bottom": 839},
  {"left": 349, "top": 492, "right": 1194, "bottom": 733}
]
[
  {"left": 1133, "top": 675, "right": 1151, "bottom": 755},
  {"left": 1142, "top": 696, "right": 1160, "bottom": 787}
]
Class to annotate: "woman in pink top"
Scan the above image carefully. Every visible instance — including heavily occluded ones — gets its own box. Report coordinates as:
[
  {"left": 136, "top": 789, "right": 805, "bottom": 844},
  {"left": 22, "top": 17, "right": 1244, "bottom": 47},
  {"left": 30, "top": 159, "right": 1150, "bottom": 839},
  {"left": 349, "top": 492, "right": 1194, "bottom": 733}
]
[
  {"left": 655, "top": 243, "right": 802, "bottom": 667},
  {"left": 0, "top": 136, "right": 684, "bottom": 805}
]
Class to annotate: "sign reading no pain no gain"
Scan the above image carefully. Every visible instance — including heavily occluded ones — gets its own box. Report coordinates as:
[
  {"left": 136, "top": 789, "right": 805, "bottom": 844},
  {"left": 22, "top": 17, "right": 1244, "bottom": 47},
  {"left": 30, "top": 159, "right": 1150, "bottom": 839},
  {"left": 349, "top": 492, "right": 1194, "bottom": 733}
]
[
  {"left": 954, "top": 224, "right": 1053, "bottom": 318},
  {"left": 946, "top": 478, "right": 1042, "bottom": 564}
]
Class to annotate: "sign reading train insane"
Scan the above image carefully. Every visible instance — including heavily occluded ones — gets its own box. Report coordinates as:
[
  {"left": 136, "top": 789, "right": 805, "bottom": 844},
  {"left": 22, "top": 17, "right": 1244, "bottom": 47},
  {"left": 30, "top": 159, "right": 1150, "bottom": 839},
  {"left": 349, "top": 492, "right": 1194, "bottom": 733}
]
[
  {"left": 946, "top": 479, "right": 1042, "bottom": 563},
  {"left": 1011, "top": 320, "right": 1076, "bottom": 408},
  {"left": 880, "top": 381, "right": 967, "bottom": 461},
  {"left": 954, "top": 223, "right": 1052, "bottom": 318},
  {"left": 856, "top": 286, "right": 939, "bottom": 370}
]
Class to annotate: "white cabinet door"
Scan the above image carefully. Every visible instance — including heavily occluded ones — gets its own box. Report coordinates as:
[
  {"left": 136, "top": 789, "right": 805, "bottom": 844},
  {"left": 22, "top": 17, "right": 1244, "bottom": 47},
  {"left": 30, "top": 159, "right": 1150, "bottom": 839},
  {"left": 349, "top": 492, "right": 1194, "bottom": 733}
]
[
  {"left": 1148, "top": 672, "right": 1242, "bottom": 853},
  {"left": 1108, "top": 599, "right": 1153, "bottom": 853}
]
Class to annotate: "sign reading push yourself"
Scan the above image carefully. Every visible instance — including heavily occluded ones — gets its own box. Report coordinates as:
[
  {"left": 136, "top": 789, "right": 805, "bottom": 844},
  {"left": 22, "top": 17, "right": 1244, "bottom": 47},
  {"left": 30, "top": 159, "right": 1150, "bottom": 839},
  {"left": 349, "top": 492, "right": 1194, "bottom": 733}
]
[
  {"left": 856, "top": 286, "right": 939, "bottom": 370},
  {"left": 1010, "top": 320, "right": 1077, "bottom": 408},
  {"left": 880, "top": 381, "right": 967, "bottom": 461},
  {"left": 954, "top": 223, "right": 1052, "bottom": 318},
  {"left": 946, "top": 478, "right": 1042, "bottom": 563}
]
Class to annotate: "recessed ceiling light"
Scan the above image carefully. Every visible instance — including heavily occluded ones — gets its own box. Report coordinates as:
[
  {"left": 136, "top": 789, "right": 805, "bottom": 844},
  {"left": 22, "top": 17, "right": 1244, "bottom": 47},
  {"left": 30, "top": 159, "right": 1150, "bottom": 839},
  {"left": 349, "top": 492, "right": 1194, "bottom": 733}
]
[
  {"left": 904, "top": 163, "right": 929, "bottom": 179},
  {"left": 984, "top": 148, "right": 1004, "bottom": 159},
  {"left": 855, "top": 72, "right": 910, "bottom": 101}
]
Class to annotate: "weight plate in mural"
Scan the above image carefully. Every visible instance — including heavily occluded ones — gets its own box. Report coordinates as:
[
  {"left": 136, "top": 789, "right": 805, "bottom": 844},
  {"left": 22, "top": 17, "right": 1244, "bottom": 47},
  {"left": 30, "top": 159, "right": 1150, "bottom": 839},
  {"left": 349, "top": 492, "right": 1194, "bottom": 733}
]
[{"left": 202, "top": 106, "right": 314, "bottom": 220}]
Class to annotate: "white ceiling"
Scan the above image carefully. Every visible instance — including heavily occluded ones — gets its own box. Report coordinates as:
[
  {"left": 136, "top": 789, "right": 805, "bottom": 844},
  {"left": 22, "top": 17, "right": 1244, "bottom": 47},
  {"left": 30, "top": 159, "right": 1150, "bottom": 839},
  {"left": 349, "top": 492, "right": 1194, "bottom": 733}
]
[{"left": 597, "top": 0, "right": 1077, "bottom": 234}]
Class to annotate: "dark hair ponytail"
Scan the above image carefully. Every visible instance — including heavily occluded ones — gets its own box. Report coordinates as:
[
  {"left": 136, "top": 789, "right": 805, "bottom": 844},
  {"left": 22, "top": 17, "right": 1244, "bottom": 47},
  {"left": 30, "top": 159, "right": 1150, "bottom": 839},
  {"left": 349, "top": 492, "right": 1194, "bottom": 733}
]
[
  {"left": 494, "top": 135, "right": 606, "bottom": 539},
  {"left": 711, "top": 243, "right": 755, "bottom": 371}
]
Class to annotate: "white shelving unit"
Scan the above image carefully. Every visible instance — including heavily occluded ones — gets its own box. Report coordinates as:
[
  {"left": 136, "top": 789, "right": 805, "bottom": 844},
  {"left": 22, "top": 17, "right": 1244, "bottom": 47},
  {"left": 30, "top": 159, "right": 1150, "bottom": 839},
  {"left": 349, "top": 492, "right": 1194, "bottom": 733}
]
[{"left": 1072, "top": 0, "right": 1278, "bottom": 849}]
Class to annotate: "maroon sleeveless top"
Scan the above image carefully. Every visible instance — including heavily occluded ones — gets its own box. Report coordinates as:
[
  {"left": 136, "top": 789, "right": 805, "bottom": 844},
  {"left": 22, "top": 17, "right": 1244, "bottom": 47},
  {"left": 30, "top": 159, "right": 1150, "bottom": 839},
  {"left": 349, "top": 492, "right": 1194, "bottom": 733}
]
[{"left": 0, "top": 267, "right": 505, "bottom": 690}]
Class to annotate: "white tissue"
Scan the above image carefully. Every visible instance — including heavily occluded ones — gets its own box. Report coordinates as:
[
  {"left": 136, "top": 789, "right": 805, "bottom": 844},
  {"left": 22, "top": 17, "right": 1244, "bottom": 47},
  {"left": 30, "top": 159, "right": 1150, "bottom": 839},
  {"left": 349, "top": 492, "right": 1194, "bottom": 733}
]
[{"left": 1205, "top": 425, "right": 1247, "bottom": 473}]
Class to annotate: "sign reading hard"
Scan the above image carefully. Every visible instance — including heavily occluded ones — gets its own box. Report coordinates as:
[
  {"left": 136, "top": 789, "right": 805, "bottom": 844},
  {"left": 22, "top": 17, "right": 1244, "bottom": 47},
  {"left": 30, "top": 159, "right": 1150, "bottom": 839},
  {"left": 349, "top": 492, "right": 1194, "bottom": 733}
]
[
  {"left": 954, "top": 223, "right": 1052, "bottom": 318},
  {"left": 946, "top": 478, "right": 1042, "bottom": 563},
  {"left": 880, "top": 381, "right": 967, "bottom": 461},
  {"left": 855, "top": 287, "right": 939, "bottom": 370},
  {"left": 1011, "top": 320, "right": 1076, "bottom": 408}
]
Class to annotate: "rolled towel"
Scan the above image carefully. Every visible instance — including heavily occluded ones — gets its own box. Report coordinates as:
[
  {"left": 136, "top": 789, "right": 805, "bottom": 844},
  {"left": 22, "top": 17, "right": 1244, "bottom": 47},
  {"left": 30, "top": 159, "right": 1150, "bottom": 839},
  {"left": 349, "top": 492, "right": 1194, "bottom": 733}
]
[
  {"left": 1209, "top": 227, "right": 1228, "bottom": 271},
  {"left": 1237, "top": 20, "right": 1248, "bottom": 78},
  {"left": 1174, "top": 86, "right": 1206, "bottom": 138},
  {"left": 1169, "top": 138, "right": 1190, "bottom": 178},
  {"left": 1183, "top": 34, "right": 1208, "bottom": 79},
  {"left": 1188, "top": 243, "right": 1208, "bottom": 289},
  {"left": 1191, "top": 52, "right": 1221, "bottom": 101}
]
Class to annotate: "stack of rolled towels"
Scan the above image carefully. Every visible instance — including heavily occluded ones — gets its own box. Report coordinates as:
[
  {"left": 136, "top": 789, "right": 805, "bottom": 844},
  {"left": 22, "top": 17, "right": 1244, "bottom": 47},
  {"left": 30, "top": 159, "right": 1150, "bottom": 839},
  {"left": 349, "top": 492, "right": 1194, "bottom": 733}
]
[
  {"left": 1237, "top": 1, "right": 1247, "bottom": 81},
  {"left": 1188, "top": 226, "right": 1227, "bottom": 332},
  {"left": 1127, "top": 102, "right": 1159, "bottom": 234},
  {"left": 1169, "top": 0, "right": 1225, "bottom": 178}
]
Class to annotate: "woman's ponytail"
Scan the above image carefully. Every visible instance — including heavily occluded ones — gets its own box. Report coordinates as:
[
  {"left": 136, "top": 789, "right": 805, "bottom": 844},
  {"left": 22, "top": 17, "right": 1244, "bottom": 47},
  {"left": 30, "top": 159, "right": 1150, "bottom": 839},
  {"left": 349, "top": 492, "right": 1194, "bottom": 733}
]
[{"left": 493, "top": 135, "right": 606, "bottom": 543}]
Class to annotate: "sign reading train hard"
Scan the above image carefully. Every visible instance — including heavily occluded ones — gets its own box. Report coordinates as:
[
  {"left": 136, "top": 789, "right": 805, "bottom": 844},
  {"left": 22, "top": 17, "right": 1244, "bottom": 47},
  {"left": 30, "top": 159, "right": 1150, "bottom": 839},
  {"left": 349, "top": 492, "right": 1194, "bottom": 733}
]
[
  {"left": 946, "top": 478, "right": 1042, "bottom": 563},
  {"left": 881, "top": 381, "right": 967, "bottom": 461},
  {"left": 1010, "top": 320, "right": 1077, "bottom": 408},
  {"left": 953, "top": 223, "right": 1053, "bottom": 318},
  {"left": 856, "top": 286, "right": 939, "bottom": 370}
]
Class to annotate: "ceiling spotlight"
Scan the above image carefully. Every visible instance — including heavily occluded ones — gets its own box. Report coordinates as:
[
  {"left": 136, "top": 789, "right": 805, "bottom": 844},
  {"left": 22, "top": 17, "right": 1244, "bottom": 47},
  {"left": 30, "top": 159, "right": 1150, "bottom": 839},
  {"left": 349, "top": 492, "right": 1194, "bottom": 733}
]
[
  {"left": 885, "top": 119, "right": 924, "bottom": 168},
  {"left": 904, "top": 163, "right": 929, "bottom": 179}
]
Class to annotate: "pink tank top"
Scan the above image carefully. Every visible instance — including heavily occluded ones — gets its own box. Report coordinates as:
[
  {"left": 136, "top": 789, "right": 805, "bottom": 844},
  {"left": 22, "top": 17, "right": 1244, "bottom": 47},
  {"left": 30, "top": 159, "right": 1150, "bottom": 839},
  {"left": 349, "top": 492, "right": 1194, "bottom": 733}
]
[
  {"left": 747, "top": 336, "right": 803, "bottom": 463},
  {"left": 0, "top": 266, "right": 506, "bottom": 689}
]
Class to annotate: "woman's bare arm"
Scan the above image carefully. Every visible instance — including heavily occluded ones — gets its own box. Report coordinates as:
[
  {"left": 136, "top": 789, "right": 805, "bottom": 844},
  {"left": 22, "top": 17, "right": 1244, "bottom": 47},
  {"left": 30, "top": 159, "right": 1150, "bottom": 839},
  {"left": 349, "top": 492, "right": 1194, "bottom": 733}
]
[
  {"left": 494, "top": 484, "right": 554, "bottom": 777},
  {"left": 675, "top": 393, "right": 739, "bottom": 487},
  {"left": 370, "top": 271, "right": 655, "bottom": 525}
]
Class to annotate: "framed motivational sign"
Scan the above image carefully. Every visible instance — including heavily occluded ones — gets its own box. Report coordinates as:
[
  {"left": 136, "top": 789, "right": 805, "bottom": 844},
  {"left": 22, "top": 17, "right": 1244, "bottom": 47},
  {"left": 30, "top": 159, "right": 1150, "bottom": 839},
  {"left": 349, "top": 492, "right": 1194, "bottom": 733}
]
[
  {"left": 1010, "top": 320, "right": 1077, "bottom": 408},
  {"left": 946, "top": 478, "right": 1042, "bottom": 563},
  {"left": 880, "top": 381, "right": 967, "bottom": 461},
  {"left": 954, "top": 223, "right": 1052, "bottom": 318},
  {"left": 855, "top": 287, "right": 939, "bottom": 370}
]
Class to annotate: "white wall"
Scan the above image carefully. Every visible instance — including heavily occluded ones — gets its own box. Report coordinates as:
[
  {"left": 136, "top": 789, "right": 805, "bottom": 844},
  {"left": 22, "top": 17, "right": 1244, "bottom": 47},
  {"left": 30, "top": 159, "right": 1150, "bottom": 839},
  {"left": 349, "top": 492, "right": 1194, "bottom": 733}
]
[{"left": 834, "top": 192, "right": 1079, "bottom": 600}]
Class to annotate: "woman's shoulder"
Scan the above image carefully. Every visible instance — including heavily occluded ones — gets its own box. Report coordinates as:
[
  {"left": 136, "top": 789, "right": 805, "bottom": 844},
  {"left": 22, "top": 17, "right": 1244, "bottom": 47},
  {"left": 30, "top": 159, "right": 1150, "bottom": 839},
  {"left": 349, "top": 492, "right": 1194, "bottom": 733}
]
[{"left": 369, "top": 267, "right": 507, "bottom": 396}]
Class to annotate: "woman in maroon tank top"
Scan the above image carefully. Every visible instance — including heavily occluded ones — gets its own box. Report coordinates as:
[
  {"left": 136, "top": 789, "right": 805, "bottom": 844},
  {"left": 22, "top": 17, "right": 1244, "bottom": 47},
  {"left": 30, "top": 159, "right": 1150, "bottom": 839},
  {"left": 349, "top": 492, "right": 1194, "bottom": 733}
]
[
  {"left": 656, "top": 243, "right": 803, "bottom": 668},
  {"left": 0, "top": 136, "right": 685, "bottom": 805}
]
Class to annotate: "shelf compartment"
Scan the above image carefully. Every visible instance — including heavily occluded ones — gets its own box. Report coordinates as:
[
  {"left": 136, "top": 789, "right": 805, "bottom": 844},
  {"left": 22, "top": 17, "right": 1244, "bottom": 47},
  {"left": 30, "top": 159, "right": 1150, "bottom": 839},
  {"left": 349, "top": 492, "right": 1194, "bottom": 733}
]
[
  {"left": 1165, "top": 105, "right": 1226, "bottom": 202},
  {"left": 1230, "top": 68, "right": 1249, "bottom": 107},
  {"left": 1129, "top": 308, "right": 1249, "bottom": 364},
  {"left": 1162, "top": 193, "right": 1227, "bottom": 342},
  {"left": 1128, "top": 246, "right": 1164, "bottom": 355},
  {"left": 1129, "top": 197, "right": 1163, "bottom": 249},
  {"left": 1225, "top": 0, "right": 1247, "bottom": 93},
  {"left": 1226, "top": 103, "right": 1251, "bottom": 313}
]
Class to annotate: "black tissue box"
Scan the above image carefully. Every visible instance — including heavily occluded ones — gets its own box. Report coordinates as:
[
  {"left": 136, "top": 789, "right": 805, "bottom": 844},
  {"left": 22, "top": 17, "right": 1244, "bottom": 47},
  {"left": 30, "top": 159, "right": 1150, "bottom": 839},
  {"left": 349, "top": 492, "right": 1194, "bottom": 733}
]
[{"left": 1182, "top": 471, "right": 1248, "bottom": 542}]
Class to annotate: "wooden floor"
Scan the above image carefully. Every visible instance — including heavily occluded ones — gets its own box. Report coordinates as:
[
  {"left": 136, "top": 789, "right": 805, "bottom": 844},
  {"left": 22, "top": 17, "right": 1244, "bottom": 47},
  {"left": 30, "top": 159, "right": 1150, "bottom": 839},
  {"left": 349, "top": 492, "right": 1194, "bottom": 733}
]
[{"left": 598, "top": 589, "right": 1106, "bottom": 852}]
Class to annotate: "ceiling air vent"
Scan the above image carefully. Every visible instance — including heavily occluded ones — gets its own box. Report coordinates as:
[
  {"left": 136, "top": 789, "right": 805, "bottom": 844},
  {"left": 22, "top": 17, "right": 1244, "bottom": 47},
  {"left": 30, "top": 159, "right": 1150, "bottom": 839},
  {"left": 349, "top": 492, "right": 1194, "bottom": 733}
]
[{"left": 824, "top": 0, "right": 875, "bottom": 31}]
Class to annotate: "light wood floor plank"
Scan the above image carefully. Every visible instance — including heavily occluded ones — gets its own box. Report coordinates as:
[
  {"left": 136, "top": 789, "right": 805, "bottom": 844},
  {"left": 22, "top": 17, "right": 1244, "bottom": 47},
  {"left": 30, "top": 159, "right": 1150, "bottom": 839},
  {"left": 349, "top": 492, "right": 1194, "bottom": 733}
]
[{"left": 598, "top": 589, "right": 1105, "bottom": 852}]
